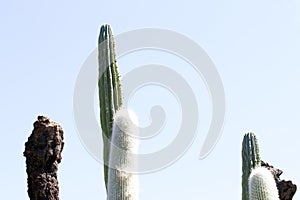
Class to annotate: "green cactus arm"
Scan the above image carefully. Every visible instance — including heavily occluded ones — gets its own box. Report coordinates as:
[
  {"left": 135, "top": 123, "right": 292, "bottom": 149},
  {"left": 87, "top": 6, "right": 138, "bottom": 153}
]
[
  {"left": 249, "top": 167, "right": 280, "bottom": 200},
  {"left": 107, "top": 108, "right": 139, "bottom": 200},
  {"left": 242, "top": 132, "right": 261, "bottom": 200},
  {"left": 98, "top": 24, "right": 123, "bottom": 190}
]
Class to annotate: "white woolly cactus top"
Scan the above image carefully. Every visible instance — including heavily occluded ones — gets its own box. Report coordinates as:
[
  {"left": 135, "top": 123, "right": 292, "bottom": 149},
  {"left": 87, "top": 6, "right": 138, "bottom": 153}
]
[
  {"left": 113, "top": 109, "right": 139, "bottom": 133},
  {"left": 112, "top": 108, "right": 139, "bottom": 153},
  {"left": 107, "top": 108, "right": 139, "bottom": 200},
  {"left": 249, "top": 167, "right": 280, "bottom": 200}
]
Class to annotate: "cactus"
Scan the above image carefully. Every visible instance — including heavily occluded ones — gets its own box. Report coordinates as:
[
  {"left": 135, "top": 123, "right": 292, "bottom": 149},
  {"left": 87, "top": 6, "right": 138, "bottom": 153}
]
[
  {"left": 107, "top": 108, "right": 139, "bottom": 200},
  {"left": 24, "top": 116, "right": 64, "bottom": 200},
  {"left": 242, "top": 132, "right": 261, "bottom": 200},
  {"left": 249, "top": 167, "right": 280, "bottom": 200},
  {"left": 98, "top": 24, "right": 123, "bottom": 190}
]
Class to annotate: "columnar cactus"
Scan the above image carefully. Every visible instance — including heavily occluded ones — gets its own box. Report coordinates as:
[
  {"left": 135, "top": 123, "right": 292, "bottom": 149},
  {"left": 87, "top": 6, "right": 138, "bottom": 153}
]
[
  {"left": 107, "top": 109, "right": 139, "bottom": 200},
  {"left": 242, "top": 132, "right": 261, "bottom": 200},
  {"left": 24, "top": 116, "right": 64, "bottom": 200},
  {"left": 98, "top": 24, "right": 123, "bottom": 189},
  {"left": 249, "top": 167, "right": 280, "bottom": 200}
]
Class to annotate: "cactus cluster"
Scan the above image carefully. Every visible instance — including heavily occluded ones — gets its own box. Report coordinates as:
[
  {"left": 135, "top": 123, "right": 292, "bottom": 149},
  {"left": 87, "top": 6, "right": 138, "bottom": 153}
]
[
  {"left": 241, "top": 132, "right": 297, "bottom": 200},
  {"left": 22, "top": 24, "right": 297, "bottom": 200}
]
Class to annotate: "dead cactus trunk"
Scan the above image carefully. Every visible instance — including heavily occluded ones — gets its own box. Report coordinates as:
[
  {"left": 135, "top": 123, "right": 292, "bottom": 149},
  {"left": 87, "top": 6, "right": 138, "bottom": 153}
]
[{"left": 24, "top": 116, "right": 64, "bottom": 200}]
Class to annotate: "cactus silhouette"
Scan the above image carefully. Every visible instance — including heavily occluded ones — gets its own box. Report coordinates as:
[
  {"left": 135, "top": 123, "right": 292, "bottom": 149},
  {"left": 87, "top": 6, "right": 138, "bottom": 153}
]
[{"left": 242, "top": 132, "right": 261, "bottom": 200}]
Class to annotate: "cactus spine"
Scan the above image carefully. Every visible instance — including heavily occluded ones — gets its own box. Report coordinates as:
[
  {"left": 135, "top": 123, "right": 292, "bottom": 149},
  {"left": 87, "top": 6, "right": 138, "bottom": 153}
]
[
  {"left": 249, "top": 167, "right": 280, "bottom": 200},
  {"left": 242, "top": 132, "right": 261, "bottom": 200},
  {"left": 107, "top": 109, "right": 139, "bottom": 200},
  {"left": 98, "top": 24, "right": 123, "bottom": 190}
]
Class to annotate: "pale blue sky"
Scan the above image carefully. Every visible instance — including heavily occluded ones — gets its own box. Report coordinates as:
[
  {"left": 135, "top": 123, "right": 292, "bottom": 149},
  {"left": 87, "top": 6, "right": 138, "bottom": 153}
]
[{"left": 1, "top": 0, "right": 299, "bottom": 199}]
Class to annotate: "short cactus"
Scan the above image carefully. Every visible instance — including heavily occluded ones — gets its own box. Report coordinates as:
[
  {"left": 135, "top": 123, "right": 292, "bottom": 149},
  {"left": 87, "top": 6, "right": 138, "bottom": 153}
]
[
  {"left": 249, "top": 167, "right": 280, "bottom": 200},
  {"left": 242, "top": 132, "right": 261, "bottom": 200},
  {"left": 107, "top": 108, "right": 139, "bottom": 200},
  {"left": 24, "top": 116, "right": 64, "bottom": 200},
  {"left": 98, "top": 24, "right": 123, "bottom": 190}
]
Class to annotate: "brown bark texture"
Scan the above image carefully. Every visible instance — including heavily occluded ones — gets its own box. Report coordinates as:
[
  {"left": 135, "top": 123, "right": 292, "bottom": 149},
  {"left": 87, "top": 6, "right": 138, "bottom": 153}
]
[{"left": 24, "top": 116, "right": 64, "bottom": 200}]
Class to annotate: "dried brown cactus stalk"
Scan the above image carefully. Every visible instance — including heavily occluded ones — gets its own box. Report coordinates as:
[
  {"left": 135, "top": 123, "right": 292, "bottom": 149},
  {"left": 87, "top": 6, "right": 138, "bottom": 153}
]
[{"left": 24, "top": 116, "right": 64, "bottom": 200}]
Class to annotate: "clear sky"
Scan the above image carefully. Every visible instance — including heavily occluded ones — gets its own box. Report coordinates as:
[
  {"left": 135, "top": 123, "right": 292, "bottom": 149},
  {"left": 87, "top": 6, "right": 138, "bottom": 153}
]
[{"left": 1, "top": 0, "right": 299, "bottom": 199}]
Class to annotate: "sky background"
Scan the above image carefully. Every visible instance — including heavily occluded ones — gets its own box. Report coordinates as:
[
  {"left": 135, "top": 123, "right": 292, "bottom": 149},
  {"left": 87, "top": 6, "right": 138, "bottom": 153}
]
[{"left": 1, "top": 0, "right": 300, "bottom": 199}]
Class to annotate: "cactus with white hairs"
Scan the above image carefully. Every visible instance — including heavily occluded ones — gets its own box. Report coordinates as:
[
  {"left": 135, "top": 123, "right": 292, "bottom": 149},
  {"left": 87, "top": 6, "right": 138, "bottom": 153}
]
[
  {"left": 249, "top": 167, "right": 280, "bottom": 200},
  {"left": 107, "top": 108, "right": 139, "bottom": 200},
  {"left": 98, "top": 24, "right": 139, "bottom": 199}
]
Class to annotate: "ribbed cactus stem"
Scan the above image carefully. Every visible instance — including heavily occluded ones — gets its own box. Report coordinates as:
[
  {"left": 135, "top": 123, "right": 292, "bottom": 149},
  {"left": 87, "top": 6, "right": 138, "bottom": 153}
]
[
  {"left": 107, "top": 108, "right": 139, "bottom": 200},
  {"left": 249, "top": 167, "right": 280, "bottom": 200},
  {"left": 242, "top": 132, "right": 261, "bottom": 200},
  {"left": 98, "top": 24, "right": 123, "bottom": 189}
]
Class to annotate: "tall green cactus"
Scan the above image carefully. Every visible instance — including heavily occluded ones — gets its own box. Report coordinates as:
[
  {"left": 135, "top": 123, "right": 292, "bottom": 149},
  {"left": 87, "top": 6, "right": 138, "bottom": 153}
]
[
  {"left": 98, "top": 24, "right": 123, "bottom": 190},
  {"left": 242, "top": 132, "right": 261, "bottom": 200},
  {"left": 249, "top": 167, "right": 280, "bottom": 200}
]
